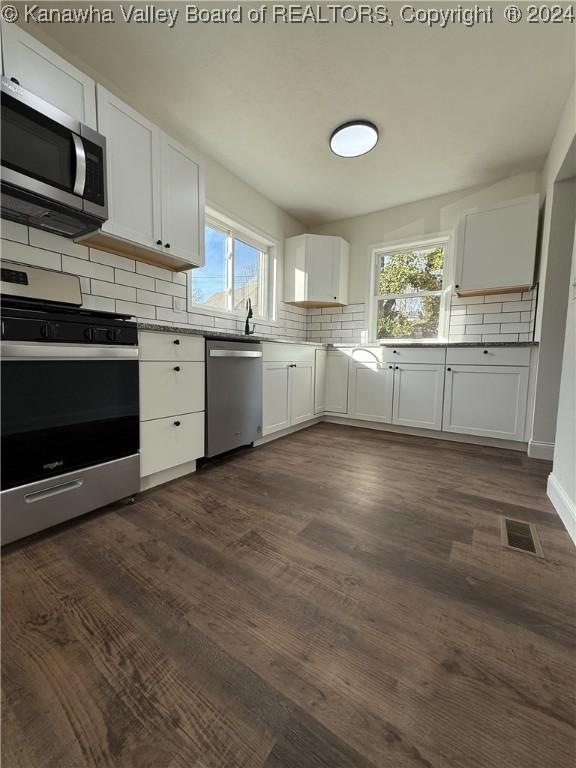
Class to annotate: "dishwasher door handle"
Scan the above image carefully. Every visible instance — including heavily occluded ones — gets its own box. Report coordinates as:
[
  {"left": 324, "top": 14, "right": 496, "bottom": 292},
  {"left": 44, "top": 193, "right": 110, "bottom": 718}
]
[{"left": 209, "top": 350, "right": 262, "bottom": 358}]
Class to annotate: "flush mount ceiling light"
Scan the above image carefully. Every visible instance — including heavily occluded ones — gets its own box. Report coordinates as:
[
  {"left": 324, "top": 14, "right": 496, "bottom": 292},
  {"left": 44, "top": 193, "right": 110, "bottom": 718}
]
[{"left": 329, "top": 120, "right": 379, "bottom": 158}]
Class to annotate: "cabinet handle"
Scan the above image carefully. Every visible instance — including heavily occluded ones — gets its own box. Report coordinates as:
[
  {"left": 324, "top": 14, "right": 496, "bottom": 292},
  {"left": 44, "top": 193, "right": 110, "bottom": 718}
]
[
  {"left": 173, "top": 339, "right": 180, "bottom": 345},
  {"left": 165, "top": 243, "right": 171, "bottom": 249},
  {"left": 156, "top": 240, "right": 162, "bottom": 246},
  {"left": 10, "top": 77, "right": 20, "bottom": 85},
  {"left": 174, "top": 420, "right": 181, "bottom": 427},
  {"left": 173, "top": 366, "right": 181, "bottom": 371}
]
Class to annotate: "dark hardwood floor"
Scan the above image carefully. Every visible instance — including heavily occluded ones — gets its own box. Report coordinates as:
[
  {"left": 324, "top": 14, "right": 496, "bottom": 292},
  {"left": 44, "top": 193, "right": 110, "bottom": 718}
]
[{"left": 2, "top": 423, "right": 575, "bottom": 768}]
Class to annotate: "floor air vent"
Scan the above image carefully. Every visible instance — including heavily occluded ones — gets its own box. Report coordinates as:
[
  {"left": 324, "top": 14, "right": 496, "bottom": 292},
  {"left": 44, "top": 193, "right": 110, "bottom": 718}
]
[{"left": 500, "top": 517, "right": 543, "bottom": 557}]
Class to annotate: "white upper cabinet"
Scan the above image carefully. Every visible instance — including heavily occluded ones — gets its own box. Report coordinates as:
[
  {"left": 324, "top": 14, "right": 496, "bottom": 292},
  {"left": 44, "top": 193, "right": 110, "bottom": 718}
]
[
  {"left": 161, "top": 133, "right": 204, "bottom": 267},
  {"left": 284, "top": 234, "right": 349, "bottom": 307},
  {"left": 455, "top": 194, "right": 539, "bottom": 296},
  {"left": 87, "top": 86, "right": 204, "bottom": 271},
  {"left": 97, "top": 86, "right": 162, "bottom": 249},
  {"left": 1, "top": 23, "right": 97, "bottom": 127}
]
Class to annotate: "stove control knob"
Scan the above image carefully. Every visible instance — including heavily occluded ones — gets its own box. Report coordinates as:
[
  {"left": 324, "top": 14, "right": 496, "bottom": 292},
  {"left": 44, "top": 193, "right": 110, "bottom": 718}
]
[
  {"left": 41, "top": 322, "right": 58, "bottom": 340},
  {"left": 83, "top": 327, "right": 94, "bottom": 341},
  {"left": 106, "top": 328, "right": 118, "bottom": 342}
]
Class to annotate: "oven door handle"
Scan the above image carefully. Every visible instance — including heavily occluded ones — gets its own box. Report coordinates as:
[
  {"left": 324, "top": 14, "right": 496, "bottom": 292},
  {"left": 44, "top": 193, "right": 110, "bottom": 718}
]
[
  {"left": 1, "top": 342, "right": 138, "bottom": 360},
  {"left": 72, "top": 134, "right": 86, "bottom": 196},
  {"left": 24, "top": 479, "right": 83, "bottom": 504}
]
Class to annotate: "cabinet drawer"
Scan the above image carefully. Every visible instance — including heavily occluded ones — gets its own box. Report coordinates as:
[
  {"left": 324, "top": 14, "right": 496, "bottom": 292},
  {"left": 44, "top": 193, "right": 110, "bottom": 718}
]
[
  {"left": 139, "top": 331, "right": 205, "bottom": 361},
  {"left": 263, "top": 342, "right": 316, "bottom": 363},
  {"left": 140, "top": 362, "right": 204, "bottom": 420},
  {"left": 140, "top": 411, "right": 204, "bottom": 477},
  {"left": 381, "top": 347, "right": 446, "bottom": 364},
  {"left": 446, "top": 346, "right": 531, "bottom": 366}
]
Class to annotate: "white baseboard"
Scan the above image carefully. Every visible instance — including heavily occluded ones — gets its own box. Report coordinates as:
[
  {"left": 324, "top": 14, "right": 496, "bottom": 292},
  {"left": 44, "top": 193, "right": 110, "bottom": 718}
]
[
  {"left": 254, "top": 418, "right": 322, "bottom": 446},
  {"left": 547, "top": 473, "right": 576, "bottom": 546},
  {"left": 140, "top": 460, "right": 197, "bottom": 491},
  {"left": 528, "top": 440, "right": 555, "bottom": 460},
  {"left": 323, "top": 416, "right": 528, "bottom": 452}
]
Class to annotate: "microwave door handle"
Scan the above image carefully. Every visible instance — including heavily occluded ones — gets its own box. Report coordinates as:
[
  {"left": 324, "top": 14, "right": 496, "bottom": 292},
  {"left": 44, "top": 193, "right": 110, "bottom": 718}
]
[{"left": 72, "top": 134, "right": 86, "bottom": 196}]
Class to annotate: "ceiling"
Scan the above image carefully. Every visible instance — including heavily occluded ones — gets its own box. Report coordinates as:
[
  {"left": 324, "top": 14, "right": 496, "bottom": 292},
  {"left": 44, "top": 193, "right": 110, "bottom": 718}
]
[{"left": 27, "top": 2, "right": 575, "bottom": 225}]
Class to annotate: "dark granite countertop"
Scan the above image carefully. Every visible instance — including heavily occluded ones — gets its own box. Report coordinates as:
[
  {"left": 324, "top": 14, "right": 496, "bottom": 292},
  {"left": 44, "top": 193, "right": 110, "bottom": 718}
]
[
  {"left": 136, "top": 322, "right": 323, "bottom": 345},
  {"left": 137, "top": 323, "right": 537, "bottom": 349}
]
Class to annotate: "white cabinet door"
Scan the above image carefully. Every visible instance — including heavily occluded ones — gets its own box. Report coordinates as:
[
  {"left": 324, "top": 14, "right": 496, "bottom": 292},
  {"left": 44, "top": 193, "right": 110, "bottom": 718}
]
[
  {"left": 140, "top": 362, "right": 204, "bottom": 421},
  {"left": 455, "top": 195, "right": 539, "bottom": 294},
  {"left": 1, "top": 24, "right": 97, "bottom": 127},
  {"left": 443, "top": 365, "right": 529, "bottom": 441},
  {"left": 290, "top": 362, "right": 314, "bottom": 425},
  {"left": 306, "top": 235, "right": 338, "bottom": 302},
  {"left": 160, "top": 133, "right": 204, "bottom": 267},
  {"left": 140, "top": 411, "right": 204, "bottom": 477},
  {"left": 325, "top": 351, "right": 349, "bottom": 413},
  {"left": 349, "top": 361, "right": 393, "bottom": 423},
  {"left": 392, "top": 363, "right": 444, "bottom": 430},
  {"left": 263, "top": 362, "right": 290, "bottom": 435},
  {"left": 97, "top": 85, "right": 162, "bottom": 249},
  {"left": 314, "top": 349, "right": 327, "bottom": 414}
]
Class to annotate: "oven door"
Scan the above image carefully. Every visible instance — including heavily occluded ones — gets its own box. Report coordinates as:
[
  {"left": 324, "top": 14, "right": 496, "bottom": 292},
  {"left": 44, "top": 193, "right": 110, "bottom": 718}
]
[{"left": 1, "top": 343, "right": 139, "bottom": 491}]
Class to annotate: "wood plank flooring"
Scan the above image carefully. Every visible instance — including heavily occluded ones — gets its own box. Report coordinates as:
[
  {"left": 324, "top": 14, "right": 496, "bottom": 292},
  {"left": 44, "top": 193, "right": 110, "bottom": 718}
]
[{"left": 2, "top": 423, "right": 575, "bottom": 768}]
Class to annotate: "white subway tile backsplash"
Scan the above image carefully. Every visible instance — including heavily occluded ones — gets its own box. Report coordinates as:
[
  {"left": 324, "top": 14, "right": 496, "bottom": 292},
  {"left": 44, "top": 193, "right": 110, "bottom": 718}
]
[
  {"left": 81, "top": 294, "right": 115, "bottom": 312},
  {"left": 479, "top": 302, "right": 503, "bottom": 314},
  {"left": 451, "top": 314, "right": 482, "bottom": 326},
  {"left": 188, "top": 312, "right": 215, "bottom": 326},
  {"left": 480, "top": 312, "right": 520, "bottom": 323},
  {"left": 30, "top": 229, "right": 89, "bottom": 259},
  {"left": 172, "top": 271, "right": 187, "bottom": 285},
  {"left": 91, "top": 280, "right": 136, "bottom": 301},
  {"left": 484, "top": 292, "right": 525, "bottom": 303},
  {"left": 173, "top": 296, "right": 187, "bottom": 312},
  {"left": 89, "top": 248, "right": 135, "bottom": 271},
  {"left": 114, "top": 269, "right": 155, "bottom": 290},
  {"left": 1, "top": 220, "right": 28, "bottom": 244},
  {"left": 136, "top": 261, "right": 174, "bottom": 281},
  {"left": 156, "top": 307, "right": 188, "bottom": 324},
  {"left": 502, "top": 301, "right": 529, "bottom": 312},
  {"left": 451, "top": 295, "right": 484, "bottom": 305},
  {"left": 501, "top": 322, "right": 531, "bottom": 333},
  {"left": 136, "top": 288, "right": 173, "bottom": 308},
  {"left": 3, "top": 239, "right": 61, "bottom": 271},
  {"left": 482, "top": 333, "right": 519, "bottom": 342},
  {"left": 116, "top": 300, "right": 155, "bottom": 319},
  {"left": 62, "top": 255, "right": 113, "bottom": 281},
  {"left": 468, "top": 324, "right": 501, "bottom": 334},
  {"left": 155, "top": 279, "right": 187, "bottom": 298}
]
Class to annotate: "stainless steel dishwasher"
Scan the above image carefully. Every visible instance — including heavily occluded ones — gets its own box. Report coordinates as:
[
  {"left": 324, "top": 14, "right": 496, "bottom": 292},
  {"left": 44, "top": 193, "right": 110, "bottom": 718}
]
[{"left": 205, "top": 339, "right": 263, "bottom": 458}]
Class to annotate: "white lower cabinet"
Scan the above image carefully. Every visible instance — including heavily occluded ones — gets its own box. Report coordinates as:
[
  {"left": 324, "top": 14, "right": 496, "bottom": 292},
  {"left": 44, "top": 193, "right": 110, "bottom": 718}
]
[
  {"left": 314, "top": 349, "right": 327, "bottom": 414},
  {"left": 140, "top": 412, "right": 204, "bottom": 478},
  {"left": 262, "top": 346, "right": 317, "bottom": 436},
  {"left": 392, "top": 363, "right": 445, "bottom": 430},
  {"left": 349, "top": 361, "right": 394, "bottom": 422},
  {"left": 139, "top": 331, "right": 205, "bottom": 488},
  {"left": 443, "top": 364, "right": 529, "bottom": 441},
  {"left": 325, "top": 351, "right": 349, "bottom": 413},
  {"left": 291, "top": 362, "right": 314, "bottom": 425},
  {"left": 263, "top": 362, "right": 291, "bottom": 434}
]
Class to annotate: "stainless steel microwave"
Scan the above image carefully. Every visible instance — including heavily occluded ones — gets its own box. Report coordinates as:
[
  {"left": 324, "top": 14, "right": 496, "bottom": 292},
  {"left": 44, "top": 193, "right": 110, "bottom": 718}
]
[{"left": 0, "top": 76, "right": 108, "bottom": 239}]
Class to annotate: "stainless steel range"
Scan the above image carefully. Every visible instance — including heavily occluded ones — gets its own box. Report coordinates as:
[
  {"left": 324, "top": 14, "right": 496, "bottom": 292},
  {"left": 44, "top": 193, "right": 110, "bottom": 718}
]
[{"left": 1, "top": 261, "right": 139, "bottom": 544}]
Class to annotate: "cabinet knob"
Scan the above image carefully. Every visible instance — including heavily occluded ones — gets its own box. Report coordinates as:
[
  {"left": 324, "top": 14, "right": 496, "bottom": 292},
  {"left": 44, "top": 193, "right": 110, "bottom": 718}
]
[
  {"left": 165, "top": 243, "right": 171, "bottom": 249},
  {"left": 388, "top": 365, "right": 393, "bottom": 370},
  {"left": 173, "top": 339, "right": 180, "bottom": 345},
  {"left": 173, "top": 366, "right": 181, "bottom": 371},
  {"left": 333, "top": 296, "right": 337, "bottom": 300},
  {"left": 156, "top": 240, "right": 162, "bottom": 246},
  {"left": 173, "top": 420, "right": 181, "bottom": 427},
  {"left": 447, "top": 367, "right": 452, "bottom": 371},
  {"left": 455, "top": 284, "right": 460, "bottom": 289},
  {"left": 483, "top": 350, "right": 488, "bottom": 354},
  {"left": 395, "top": 365, "right": 399, "bottom": 370},
  {"left": 393, "top": 350, "right": 398, "bottom": 354}
]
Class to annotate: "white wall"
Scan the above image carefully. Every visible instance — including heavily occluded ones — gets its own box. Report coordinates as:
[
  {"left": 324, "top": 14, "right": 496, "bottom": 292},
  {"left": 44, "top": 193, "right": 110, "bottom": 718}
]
[
  {"left": 313, "top": 172, "right": 540, "bottom": 304},
  {"left": 530, "top": 84, "right": 576, "bottom": 453},
  {"left": 548, "top": 220, "right": 576, "bottom": 543}
]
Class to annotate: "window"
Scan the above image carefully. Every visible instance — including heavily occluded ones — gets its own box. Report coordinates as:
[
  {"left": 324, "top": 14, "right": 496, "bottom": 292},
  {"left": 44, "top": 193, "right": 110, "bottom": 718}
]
[
  {"left": 190, "top": 219, "right": 270, "bottom": 318},
  {"left": 371, "top": 236, "right": 450, "bottom": 341}
]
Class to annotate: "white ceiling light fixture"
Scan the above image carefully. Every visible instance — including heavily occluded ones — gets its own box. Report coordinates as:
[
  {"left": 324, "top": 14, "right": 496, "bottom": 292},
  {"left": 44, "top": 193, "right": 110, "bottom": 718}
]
[{"left": 329, "top": 120, "right": 379, "bottom": 158}]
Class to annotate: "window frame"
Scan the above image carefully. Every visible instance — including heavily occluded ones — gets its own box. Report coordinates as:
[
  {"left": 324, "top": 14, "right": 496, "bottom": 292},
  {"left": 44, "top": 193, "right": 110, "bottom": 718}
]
[
  {"left": 368, "top": 232, "right": 454, "bottom": 343},
  {"left": 188, "top": 209, "right": 276, "bottom": 321}
]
